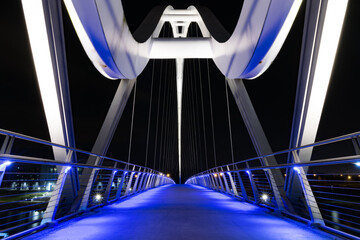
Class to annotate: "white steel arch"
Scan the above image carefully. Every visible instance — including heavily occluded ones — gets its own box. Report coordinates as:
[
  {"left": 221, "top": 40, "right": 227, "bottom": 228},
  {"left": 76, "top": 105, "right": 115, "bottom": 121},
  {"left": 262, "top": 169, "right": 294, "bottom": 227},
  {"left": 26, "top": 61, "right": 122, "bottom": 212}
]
[{"left": 64, "top": 0, "right": 302, "bottom": 79}]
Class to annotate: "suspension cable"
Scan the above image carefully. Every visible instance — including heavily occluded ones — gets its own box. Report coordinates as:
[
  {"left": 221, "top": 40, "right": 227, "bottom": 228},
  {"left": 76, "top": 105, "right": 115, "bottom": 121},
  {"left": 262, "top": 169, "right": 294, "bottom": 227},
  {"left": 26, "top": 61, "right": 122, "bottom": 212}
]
[
  {"left": 206, "top": 59, "right": 217, "bottom": 167},
  {"left": 196, "top": 26, "right": 209, "bottom": 170},
  {"left": 127, "top": 79, "right": 137, "bottom": 163},
  {"left": 224, "top": 77, "right": 235, "bottom": 164},
  {"left": 144, "top": 60, "right": 155, "bottom": 167}
]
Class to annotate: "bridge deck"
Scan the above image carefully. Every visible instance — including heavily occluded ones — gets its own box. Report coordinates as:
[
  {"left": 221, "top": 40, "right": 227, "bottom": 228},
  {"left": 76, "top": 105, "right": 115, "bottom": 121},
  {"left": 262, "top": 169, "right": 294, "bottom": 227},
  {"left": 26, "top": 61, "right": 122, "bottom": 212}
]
[{"left": 25, "top": 185, "right": 334, "bottom": 240}]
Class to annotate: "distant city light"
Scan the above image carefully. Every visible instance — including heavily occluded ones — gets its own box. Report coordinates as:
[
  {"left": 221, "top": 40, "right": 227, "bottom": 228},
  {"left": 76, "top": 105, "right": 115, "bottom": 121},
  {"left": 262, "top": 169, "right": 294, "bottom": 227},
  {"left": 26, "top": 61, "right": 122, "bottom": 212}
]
[
  {"left": 134, "top": 174, "right": 138, "bottom": 178},
  {"left": 166, "top": 173, "right": 170, "bottom": 177},
  {"left": 347, "top": 176, "right": 352, "bottom": 180},
  {"left": 219, "top": 173, "right": 223, "bottom": 177},
  {"left": 261, "top": 194, "right": 269, "bottom": 202},
  {"left": 94, "top": 194, "right": 102, "bottom": 202},
  {"left": 213, "top": 173, "right": 218, "bottom": 177}
]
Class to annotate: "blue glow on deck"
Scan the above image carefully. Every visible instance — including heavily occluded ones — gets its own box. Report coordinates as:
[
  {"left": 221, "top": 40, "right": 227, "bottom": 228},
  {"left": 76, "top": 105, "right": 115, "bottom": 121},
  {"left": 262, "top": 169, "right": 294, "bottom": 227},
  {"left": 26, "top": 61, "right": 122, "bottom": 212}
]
[{"left": 24, "top": 184, "right": 334, "bottom": 240}]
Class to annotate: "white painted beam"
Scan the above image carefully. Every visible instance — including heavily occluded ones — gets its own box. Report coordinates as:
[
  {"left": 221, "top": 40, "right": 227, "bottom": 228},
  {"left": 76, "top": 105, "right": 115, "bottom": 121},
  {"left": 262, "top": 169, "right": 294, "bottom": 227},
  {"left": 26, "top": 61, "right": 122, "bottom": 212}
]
[{"left": 150, "top": 38, "right": 212, "bottom": 59}]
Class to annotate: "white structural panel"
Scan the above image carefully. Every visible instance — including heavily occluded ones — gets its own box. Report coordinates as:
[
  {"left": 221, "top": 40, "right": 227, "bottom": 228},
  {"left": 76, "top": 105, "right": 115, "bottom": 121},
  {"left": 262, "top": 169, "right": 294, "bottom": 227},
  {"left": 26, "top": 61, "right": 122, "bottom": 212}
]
[{"left": 64, "top": 0, "right": 302, "bottom": 80}]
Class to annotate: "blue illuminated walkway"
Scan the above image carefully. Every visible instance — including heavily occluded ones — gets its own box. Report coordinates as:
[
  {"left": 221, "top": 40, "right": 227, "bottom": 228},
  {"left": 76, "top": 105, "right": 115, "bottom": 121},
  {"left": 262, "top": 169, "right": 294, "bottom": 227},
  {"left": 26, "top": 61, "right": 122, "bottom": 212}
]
[{"left": 25, "top": 185, "right": 335, "bottom": 240}]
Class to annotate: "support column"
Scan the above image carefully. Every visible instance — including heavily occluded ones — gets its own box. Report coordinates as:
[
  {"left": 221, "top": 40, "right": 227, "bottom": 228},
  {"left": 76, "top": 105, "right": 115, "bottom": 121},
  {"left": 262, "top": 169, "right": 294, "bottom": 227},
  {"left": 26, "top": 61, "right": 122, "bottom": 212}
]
[
  {"left": 176, "top": 58, "right": 184, "bottom": 184},
  {"left": 227, "top": 78, "right": 286, "bottom": 211},
  {"left": 76, "top": 79, "right": 135, "bottom": 211},
  {"left": 22, "top": 0, "right": 79, "bottom": 216},
  {"left": 286, "top": 0, "right": 348, "bottom": 199}
]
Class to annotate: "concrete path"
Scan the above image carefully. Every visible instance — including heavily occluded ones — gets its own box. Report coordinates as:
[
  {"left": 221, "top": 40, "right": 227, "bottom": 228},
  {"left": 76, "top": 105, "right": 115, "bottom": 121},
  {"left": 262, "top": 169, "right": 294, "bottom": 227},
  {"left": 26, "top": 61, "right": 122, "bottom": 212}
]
[{"left": 24, "top": 184, "right": 335, "bottom": 240}]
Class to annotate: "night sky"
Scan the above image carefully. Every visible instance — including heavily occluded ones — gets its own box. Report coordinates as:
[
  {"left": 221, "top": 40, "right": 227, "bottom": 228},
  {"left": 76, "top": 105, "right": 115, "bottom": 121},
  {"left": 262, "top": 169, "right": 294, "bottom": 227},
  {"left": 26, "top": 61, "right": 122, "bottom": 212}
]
[{"left": 0, "top": 0, "right": 359, "bottom": 182}]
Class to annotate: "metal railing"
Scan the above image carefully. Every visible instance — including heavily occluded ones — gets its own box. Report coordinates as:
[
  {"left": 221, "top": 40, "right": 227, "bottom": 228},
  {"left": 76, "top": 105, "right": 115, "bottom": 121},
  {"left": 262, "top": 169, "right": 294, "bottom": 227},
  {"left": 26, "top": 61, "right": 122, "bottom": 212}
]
[
  {"left": 0, "top": 129, "right": 174, "bottom": 239},
  {"left": 186, "top": 131, "right": 360, "bottom": 239}
]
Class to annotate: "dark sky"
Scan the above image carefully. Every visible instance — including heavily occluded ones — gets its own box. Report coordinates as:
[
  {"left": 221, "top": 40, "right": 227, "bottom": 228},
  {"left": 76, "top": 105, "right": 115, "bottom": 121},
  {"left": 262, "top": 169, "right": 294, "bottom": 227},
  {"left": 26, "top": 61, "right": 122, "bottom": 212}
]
[{"left": 0, "top": 1, "right": 359, "bottom": 182}]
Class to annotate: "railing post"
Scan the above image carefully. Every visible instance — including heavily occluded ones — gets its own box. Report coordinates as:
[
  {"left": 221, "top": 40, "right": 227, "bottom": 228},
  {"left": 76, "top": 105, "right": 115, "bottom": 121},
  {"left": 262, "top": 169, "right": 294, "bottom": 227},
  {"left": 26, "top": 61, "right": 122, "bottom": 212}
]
[
  {"left": 292, "top": 151, "right": 324, "bottom": 225},
  {"left": 145, "top": 172, "right": 153, "bottom": 190},
  {"left": 115, "top": 171, "right": 127, "bottom": 199},
  {"left": 212, "top": 171, "right": 221, "bottom": 191},
  {"left": 79, "top": 157, "right": 102, "bottom": 211},
  {"left": 132, "top": 170, "right": 141, "bottom": 193},
  {"left": 220, "top": 167, "right": 231, "bottom": 194},
  {"left": 125, "top": 166, "right": 136, "bottom": 195},
  {"left": 149, "top": 174, "right": 155, "bottom": 188},
  {"left": 0, "top": 136, "right": 14, "bottom": 186},
  {"left": 104, "top": 165, "right": 117, "bottom": 203},
  {"left": 217, "top": 170, "right": 226, "bottom": 192},
  {"left": 246, "top": 168, "right": 260, "bottom": 203},
  {"left": 209, "top": 173, "right": 216, "bottom": 190},
  {"left": 201, "top": 176, "right": 207, "bottom": 187},
  {"left": 137, "top": 172, "right": 146, "bottom": 192},
  {"left": 226, "top": 166, "right": 238, "bottom": 196},
  {"left": 141, "top": 172, "right": 150, "bottom": 190},
  {"left": 154, "top": 175, "right": 160, "bottom": 187},
  {"left": 234, "top": 165, "right": 248, "bottom": 200},
  {"left": 261, "top": 157, "right": 286, "bottom": 211},
  {"left": 41, "top": 151, "right": 73, "bottom": 224}
]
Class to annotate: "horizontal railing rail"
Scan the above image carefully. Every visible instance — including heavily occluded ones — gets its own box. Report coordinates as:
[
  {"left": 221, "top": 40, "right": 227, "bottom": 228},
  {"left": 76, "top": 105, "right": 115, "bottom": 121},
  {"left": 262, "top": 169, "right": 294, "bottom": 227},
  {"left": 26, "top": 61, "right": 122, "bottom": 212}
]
[
  {"left": 186, "top": 131, "right": 360, "bottom": 240},
  {"left": 0, "top": 128, "right": 175, "bottom": 239}
]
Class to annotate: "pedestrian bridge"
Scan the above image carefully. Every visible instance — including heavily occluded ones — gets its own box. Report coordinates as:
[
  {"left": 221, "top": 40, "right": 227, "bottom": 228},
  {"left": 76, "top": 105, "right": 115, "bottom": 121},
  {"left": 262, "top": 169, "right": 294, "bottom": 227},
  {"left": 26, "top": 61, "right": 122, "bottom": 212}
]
[{"left": 1, "top": 0, "right": 359, "bottom": 239}]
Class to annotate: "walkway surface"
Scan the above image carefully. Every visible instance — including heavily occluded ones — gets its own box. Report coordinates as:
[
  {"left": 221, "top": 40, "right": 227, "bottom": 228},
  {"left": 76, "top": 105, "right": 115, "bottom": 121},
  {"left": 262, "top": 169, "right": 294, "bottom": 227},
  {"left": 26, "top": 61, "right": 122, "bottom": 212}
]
[{"left": 24, "top": 184, "right": 335, "bottom": 240}]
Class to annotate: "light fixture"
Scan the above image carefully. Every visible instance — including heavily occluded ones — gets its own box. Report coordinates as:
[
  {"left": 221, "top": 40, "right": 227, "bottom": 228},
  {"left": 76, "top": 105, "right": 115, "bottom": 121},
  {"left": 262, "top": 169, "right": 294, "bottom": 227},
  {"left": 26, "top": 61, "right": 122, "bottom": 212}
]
[
  {"left": 94, "top": 194, "right": 102, "bottom": 202},
  {"left": 261, "top": 194, "right": 269, "bottom": 202},
  {"left": 64, "top": 166, "right": 71, "bottom": 173},
  {"left": 293, "top": 167, "right": 301, "bottom": 174},
  {"left": 166, "top": 173, "right": 170, "bottom": 177},
  {"left": 1, "top": 161, "right": 12, "bottom": 167},
  {"left": 355, "top": 162, "right": 360, "bottom": 167}
]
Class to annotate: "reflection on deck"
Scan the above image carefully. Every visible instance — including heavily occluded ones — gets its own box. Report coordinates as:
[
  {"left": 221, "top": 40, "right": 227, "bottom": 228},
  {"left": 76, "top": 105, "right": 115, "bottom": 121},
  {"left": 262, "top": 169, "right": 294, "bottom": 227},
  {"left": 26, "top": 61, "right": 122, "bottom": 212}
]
[{"left": 24, "top": 185, "right": 334, "bottom": 240}]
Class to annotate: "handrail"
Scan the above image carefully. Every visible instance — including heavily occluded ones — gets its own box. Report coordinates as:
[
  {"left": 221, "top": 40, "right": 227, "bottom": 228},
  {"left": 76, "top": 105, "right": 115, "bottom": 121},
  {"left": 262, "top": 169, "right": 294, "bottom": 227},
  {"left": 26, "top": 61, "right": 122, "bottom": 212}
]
[
  {"left": 0, "top": 128, "right": 159, "bottom": 174},
  {"left": 191, "top": 130, "right": 360, "bottom": 176},
  {"left": 0, "top": 128, "right": 175, "bottom": 239},
  {"left": 186, "top": 130, "right": 360, "bottom": 240}
]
